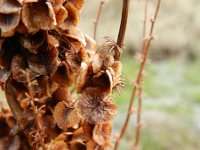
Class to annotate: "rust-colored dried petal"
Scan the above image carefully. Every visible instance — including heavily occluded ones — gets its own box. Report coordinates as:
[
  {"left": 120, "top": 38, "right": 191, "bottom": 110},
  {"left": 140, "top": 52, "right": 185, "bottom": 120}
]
[
  {"left": 67, "top": 27, "right": 86, "bottom": 46},
  {"left": 84, "top": 34, "right": 97, "bottom": 52},
  {"left": 53, "top": 101, "right": 80, "bottom": 130},
  {"left": 0, "top": 12, "right": 20, "bottom": 37},
  {"left": 82, "top": 121, "right": 95, "bottom": 140},
  {"left": 59, "top": 2, "right": 79, "bottom": 30},
  {"left": 52, "top": 61, "right": 73, "bottom": 86},
  {"left": 86, "top": 140, "right": 104, "bottom": 150},
  {"left": 22, "top": 1, "right": 56, "bottom": 33},
  {"left": 11, "top": 55, "right": 28, "bottom": 82},
  {"left": 78, "top": 88, "right": 117, "bottom": 124},
  {"left": 53, "top": 86, "right": 74, "bottom": 105},
  {"left": 68, "top": 0, "right": 84, "bottom": 11},
  {"left": 92, "top": 54, "right": 103, "bottom": 74},
  {"left": 93, "top": 123, "right": 112, "bottom": 147},
  {"left": 19, "top": 31, "right": 45, "bottom": 54},
  {"left": 28, "top": 46, "right": 58, "bottom": 76},
  {"left": 0, "top": 0, "right": 21, "bottom": 14},
  {"left": 76, "top": 62, "right": 91, "bottom": 93},
  {"left": 55, "top": 5, "right": 68, "bottom": 25}
]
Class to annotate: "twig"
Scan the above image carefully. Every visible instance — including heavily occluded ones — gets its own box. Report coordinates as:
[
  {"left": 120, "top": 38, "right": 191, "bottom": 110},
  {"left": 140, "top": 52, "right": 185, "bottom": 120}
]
[
  {"left": 115, "top": 0, "right": 130, "bottom": 60},
  {"left": 25, "top": 71, "right": 46, "bottom": 150},
  {"left": 134, "top": 0, "right": 148, "bottom": 148},
  {"left": 114, "top": 0, "right": 161, "bottom": 149},
  {"left": 93, "top": 0, "right": 105, "bottom": 40}
]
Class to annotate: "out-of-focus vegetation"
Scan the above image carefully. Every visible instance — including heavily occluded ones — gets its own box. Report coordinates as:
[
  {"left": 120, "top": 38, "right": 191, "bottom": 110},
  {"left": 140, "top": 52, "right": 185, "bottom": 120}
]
[{"left": 79, "top": 0, "right": 200, "bottom": 149}]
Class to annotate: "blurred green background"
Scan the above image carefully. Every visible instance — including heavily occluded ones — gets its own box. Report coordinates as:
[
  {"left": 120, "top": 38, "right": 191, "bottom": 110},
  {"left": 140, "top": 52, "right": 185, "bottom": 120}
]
[{"left": 79, "top": 0, "right": 200, "bottom": 150}]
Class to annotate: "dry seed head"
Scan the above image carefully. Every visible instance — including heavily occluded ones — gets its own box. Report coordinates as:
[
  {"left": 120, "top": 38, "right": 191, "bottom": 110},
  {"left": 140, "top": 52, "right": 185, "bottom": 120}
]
[
  {"left": 53, "top": 101, "right": 80, "bottom": 129},
  {"left": 78, "top": 88, "right": 117, "bottom": 124}
]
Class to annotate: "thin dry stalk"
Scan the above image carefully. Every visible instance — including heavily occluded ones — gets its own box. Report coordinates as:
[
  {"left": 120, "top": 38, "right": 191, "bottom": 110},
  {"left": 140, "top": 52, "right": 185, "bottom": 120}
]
[
  {"left": 115, "top": 0, "right": 130, "bottom": 60},
  {"left": 93, "top": 0, "right": 105, "bottom": 40},
  {"left": 134, "top": 0, "right": 148, "bottom": 148},
  {"left": 114, "top": 0, "right": 161, "bottom": 149},
  {"left": 25, "top": 71, "right": 46, "bottom": 150}
]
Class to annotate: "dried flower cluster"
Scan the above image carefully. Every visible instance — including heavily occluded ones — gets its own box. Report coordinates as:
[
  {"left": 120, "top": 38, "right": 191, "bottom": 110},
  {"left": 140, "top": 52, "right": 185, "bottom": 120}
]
[{"left": 0, "top": 0, "right": 123, "bottom": 149}]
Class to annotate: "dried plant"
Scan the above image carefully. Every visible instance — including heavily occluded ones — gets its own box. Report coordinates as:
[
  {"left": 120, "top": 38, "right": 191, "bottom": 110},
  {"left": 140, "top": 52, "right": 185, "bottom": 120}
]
[{"left": 0, "top": 0, "right": 160, "bottom": 149}]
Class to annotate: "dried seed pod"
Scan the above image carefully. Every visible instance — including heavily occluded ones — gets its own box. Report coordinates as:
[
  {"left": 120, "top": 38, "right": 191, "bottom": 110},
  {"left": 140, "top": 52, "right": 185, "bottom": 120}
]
[
  {"left": 22, "top": 1, "right": 56, "bottom": 33},
  {"left": 53, "top": 102, "right": 80, "bottom": 130},
  {"left": 86, "top": 140, "right": 104, "bottom": 150},
  {"left": 78, "top": 88, "right": 117, "bottom": 124},
  {"left": 76, "top": 62, "right": 91, "bottom": 93},
  {"left": 0, "top": 12, "right": 20, "bottom": 37},
  {"left": 93, "top": 123, "right": 112, "bottom": 147},
  {"left": 53, "top": 86, "right": 74, "bottom": 105},
  {"left": 0, "top": 0, "right": 22, "bottom": 37},
  {"left": 27, "top": 46, "right": 59, "bottom": 76},
  {"left": 19, "top": 31, "right": 45, "bottom": 54},
  {"left": 68, "top": 0, "right": 84, "bottom": 11},
  {"left": 52, "top": 61, "right": 73, "bottom": 86},
  {"left": 92, "top": 54, "right": 103, "bottom": 74},
  {"left": 59, "top": 2, "right": 79, "bottom": 30}
]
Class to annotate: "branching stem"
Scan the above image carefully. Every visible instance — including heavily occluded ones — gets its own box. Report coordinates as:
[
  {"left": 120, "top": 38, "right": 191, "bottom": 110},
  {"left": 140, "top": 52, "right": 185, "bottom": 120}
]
[
  {"left": 115, "top": 0, "right": 130, "bottom": 60},
  {"left": 93, "top": 0, "right": 105, "bottom": 40},
  {"left": 114, "top": 0, "right": 161, "bottom": 149}
]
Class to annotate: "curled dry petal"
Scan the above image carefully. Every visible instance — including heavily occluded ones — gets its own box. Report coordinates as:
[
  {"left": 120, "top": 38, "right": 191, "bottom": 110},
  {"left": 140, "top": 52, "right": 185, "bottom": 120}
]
[
  {"left": 0, "top": 0, "right": 21, "bottom": 14},
  {"left": 22, "top": 1, "right": 56, "bottom": 33},
  {"left": 68, "top": 0, "right": 84, "bottom": 11},
  {"left": 78, "top": 88, "right": 117, "bottom": 124},
  {"left": 111, "top": 61, "right": 122, "bottom": 78},
  {"left": 53, "top": 101, "right": 80, "bottom": 129},
  {"left": 93, "top": 124, "right": 112, "bottom": 147},
  {"left": 52, "top": 61, "right": 73, "bottom": 86},
  {"left": 67, "top": 27, "right": 86, "bottom": 46},
  {"left": 92, "top": 54, "right": 103, "bottom": 74},
  {"left": 82, "top": 121, "right": 95, "bottom": 139},
  {"left": 53, "top": 86, "right": 74, "bottom": 105},
  {"left": 11, "top": 55, "right": 26, "bottom": 82},
  {"left": 19, "top": 31, "right": 45, "bottom": 54},
  {"left": 0, "top": 12, "right": 20, "bottom": 37},
  {"left": 55, "top": 5, "right": 68, "bottom": 25},
  {"left": 59, "top": 2, "right": 79, "bottom": 30},
  {"left": 86, "top": 140, "right": 104, "bottom": 150},
  {"left": 76, "top": 62, "right": 90, "bottom": 93},
  {"left": 28, "top": 46, "right": 59, "bottom": 76},
  {"left": 84, "top": 34, "right": 97, "bottom": 52}
]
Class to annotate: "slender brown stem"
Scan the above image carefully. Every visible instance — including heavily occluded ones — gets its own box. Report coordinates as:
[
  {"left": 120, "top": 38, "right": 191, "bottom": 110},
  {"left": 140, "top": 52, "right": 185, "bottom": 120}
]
[
  {"left": 115, "top": 0, "right": 130, "bottom": 60},
  {"left": 114, "top": 0, "right": 161, "bottom": 149},
  {"left": 93, "top": 1, "right": 105, "bottom": 40},
  {"left": 133, "top": 0, "right": 148, "bottom": 148}
]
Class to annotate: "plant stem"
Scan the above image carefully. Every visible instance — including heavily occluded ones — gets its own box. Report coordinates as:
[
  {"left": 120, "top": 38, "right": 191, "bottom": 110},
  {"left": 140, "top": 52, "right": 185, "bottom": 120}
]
[
  {"left": 115, "top": 0, "right": 130, "bottom": 61},
  {"left": 133, "top": 0, "right": 148, "bottom": 148},
  {"left": 114, "top": 0, "right": 161, "bottom": 149},
  {"left": 93, "top": 1, "right": 105, "bottom": 41}
]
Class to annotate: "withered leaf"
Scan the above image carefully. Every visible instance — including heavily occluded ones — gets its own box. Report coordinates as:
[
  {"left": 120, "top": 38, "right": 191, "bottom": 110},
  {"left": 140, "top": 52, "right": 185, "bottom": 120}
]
[
  {"left": 93, "top": 124, "right": 112, "bottom": 147},
  {"left": 53, "top": 101, "right": 80, "bottom": 130},
  {"left": 78, "top": 88, "right": 117, "bottom": 124},
  {"left": 22, "top": 1, "right": 56, "bottom": 33},
  {"left": 0, "top": 12, "right": 20, "bottom": 37}
]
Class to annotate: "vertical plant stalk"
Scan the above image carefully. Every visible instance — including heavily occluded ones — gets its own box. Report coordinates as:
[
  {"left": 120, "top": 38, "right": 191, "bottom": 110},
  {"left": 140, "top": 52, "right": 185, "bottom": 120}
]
[
  {"left": 134, "top": 0, "right": 148, "bottom": 148},
  {"left": 114, "top": 0, "right": 161, "bottom": 149},
  {"left": 115, "top": 0, "right": 130, "bottom": 61},
  {"left": 25, "top": 72, "right": 46, "bottom": 150},
  {"left": 93, "top": 0, "right": 105, "bottom": 40}
]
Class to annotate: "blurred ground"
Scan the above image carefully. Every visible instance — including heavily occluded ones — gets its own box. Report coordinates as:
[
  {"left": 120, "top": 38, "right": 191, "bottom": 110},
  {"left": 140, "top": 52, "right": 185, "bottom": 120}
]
[{"left": 79, "top": 0, "right": 200, "bottom": 150}]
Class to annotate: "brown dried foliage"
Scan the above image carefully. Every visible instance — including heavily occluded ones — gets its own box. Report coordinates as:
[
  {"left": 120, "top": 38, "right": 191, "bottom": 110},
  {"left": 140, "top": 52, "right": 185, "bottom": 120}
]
[{"left": 0, "top": 0, "right": 125, "bottom": 149}]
